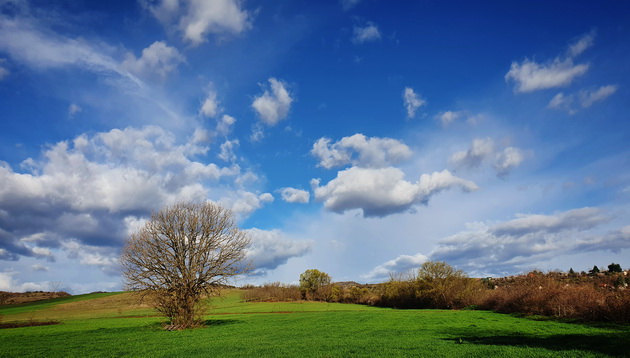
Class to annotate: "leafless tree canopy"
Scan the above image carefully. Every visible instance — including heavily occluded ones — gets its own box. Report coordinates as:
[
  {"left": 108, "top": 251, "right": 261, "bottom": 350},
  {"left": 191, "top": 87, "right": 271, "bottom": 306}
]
[{"left": 120, "top": 202, "right": 251, "bottom": 328}]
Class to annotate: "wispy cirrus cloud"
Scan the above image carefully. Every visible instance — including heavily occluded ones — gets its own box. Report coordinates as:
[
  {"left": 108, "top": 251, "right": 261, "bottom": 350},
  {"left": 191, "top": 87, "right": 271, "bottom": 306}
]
[
  {"left": 548, "top": 85, "right": 618, "bottom": 114},
  {"left": 505, "top": 32, "right": 594, "bottom": 93}
]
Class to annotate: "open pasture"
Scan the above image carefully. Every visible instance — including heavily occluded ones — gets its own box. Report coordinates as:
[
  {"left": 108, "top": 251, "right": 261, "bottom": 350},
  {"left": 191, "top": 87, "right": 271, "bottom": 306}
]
[{"left": 1, "top": 291, "right": 628, "bottom": 357}]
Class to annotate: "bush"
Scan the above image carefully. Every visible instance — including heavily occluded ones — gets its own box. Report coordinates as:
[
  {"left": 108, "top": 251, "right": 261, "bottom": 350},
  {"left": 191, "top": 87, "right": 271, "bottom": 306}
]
[
  {"left": 241, "top": 282, "right": 301, "bottom": 302},
  {"left": 480, "top": 271, "right": 630, "bottom": 323},
  {"left": 377, "top": 262, "right": 485, "bottom": 309}
]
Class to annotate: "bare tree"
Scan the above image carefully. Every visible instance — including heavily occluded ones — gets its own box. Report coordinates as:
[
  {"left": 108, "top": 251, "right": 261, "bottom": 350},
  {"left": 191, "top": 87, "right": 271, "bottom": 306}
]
[{"left": 120, "top": 202, "right": 251, "bottom": 329}]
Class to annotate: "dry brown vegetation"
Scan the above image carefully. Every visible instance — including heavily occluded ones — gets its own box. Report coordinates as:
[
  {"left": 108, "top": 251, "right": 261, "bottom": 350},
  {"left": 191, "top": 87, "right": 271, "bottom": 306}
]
[
  {"left": 0, "top": 291, "right": 70, "bottom": 306},
  {"left": 479, "top": 271, "right": 630, "bottom": 323},
  {"left": 241, "top": 282, "right": 301, "bottom": 302},
  {"left": 242, "top": 263, "right": 630, "bottom": 324}
]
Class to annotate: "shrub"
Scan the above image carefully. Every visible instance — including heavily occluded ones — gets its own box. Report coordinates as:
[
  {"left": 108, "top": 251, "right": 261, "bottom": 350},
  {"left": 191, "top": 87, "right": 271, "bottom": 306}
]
[{"left": 241, "top": 282, "right": 301, "bottom": 302}]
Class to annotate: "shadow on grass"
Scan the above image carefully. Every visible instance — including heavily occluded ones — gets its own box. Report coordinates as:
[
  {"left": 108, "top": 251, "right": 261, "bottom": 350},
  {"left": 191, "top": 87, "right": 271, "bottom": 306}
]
[
  {"left": 445, "top": 333, "right": 630, "bottom": 357},
  {"left": 203, "top": 318, "right": 242, "bottom": 327}
]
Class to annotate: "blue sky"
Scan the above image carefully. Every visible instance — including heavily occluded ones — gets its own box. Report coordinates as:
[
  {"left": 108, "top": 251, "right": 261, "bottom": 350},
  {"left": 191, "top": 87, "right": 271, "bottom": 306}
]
[{"left": 1, "top": 0, "right": 629, "bottom": 293}]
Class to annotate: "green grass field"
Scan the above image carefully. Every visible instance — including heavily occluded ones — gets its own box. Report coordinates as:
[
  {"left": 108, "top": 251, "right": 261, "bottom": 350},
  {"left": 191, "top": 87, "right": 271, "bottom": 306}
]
[{"left": 1, "top": 291, "right": 628, "bottom": 357}]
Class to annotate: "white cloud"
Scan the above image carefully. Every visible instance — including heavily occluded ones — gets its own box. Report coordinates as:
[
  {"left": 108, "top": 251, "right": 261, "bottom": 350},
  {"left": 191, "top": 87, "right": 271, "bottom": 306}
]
[
  {"left": 0, "top": 271, "right": 50, "bottom": 292},
  {"left": 362, "top": 253, "right": 428, "bottom": 280},
  {"left": 218, "top": 190, "right": 274, "bottom": 220},
  {"left": 0, "top": 58, "right": 9, "bottom": 80},
  {"left": 244, "top": 228, "right": 313, "bottom": 274},
  {"left": 436, "top": 111, "right": 461, "bottom": 126},
  {"left": 429, "top": 207, "right": 622, "bottom": 276},
  {"left": 0, "top": 125, "right": 254, "bottom": 263},
  {"left": 579, "top": 85, "right": 618, "bottom": 108},
  {"left": 249, "top": 124, "right": 265, "bottom": 142},
  {"left": 252, "top": 78, "right": 293, "bottom": 126},
  {"left": 450, "top": 138, "right": 526, "bottom": 177},
  {"left": 142, "top": 0, "right": 252, "bottom": 46},
  {"left": 353, "top": 22, "right": 381, "bottom": 44},
  {"left": 505, "top": 32, "right": 595, "bottom": 93},
  {"left": 568, "top": 31, "right": 595, "bottom": 57},
  {"left": 311, "top": 168, "right": 478, "bottom": 217},
  {"left": 0, "top": 15, "right": 143, "bottom": 88},
  {"left": 548, "top": 92, "right": 576, "bottom": 114},
  {"left": 216, "top": 114, "right": 236, "bottom": 136},
  {"left": 506, "top": 58, "right": 588, "bottom": 93},
  {"left": 403, "top": 87, "right": 426, "bottom": 118},
  {"left": 31, "top": 264, "right": 49, "bottom": 272},
  {"left": 68, "top": 103, "right": 82, "bottom": 117},
  {"left": 279, "top": 187, "right": 310, "bottom": 204},
  {"left": 494, "top": 147, "right": 524, "bottom": 177},
  {"left": 121, "top": 41, "right": 185, "bottom": 81},
  {"left": 259, "top": 193, "right": 274, "bottom": 203},
  {"left": 311, "top": 134, "right": 412, "bottom": 169},
  {"left": 218, "top": 139, "right": 239, "bottom": 162},
  {"left": 341, "top": 0, "right": 362, "bottom": 10},
  {"left": 450, "top": 137, "right": 495, "bottom": 169},
  {"left": 200, "top": 90, "right": 220, "bottom": 117},
  {"left": 548, "top": 85, "right": 618, "bottom": 113}
]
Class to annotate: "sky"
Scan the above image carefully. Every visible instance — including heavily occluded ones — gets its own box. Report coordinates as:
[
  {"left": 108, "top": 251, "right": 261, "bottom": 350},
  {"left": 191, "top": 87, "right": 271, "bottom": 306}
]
[{"left": 1, "top": 0, "right": 629, "bottom": 294}]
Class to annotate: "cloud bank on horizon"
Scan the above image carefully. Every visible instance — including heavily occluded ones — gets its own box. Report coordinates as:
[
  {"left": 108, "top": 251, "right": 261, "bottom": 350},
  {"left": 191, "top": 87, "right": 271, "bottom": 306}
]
[{"left": 0, "top": 0, "right": 629, "bottom": 293}]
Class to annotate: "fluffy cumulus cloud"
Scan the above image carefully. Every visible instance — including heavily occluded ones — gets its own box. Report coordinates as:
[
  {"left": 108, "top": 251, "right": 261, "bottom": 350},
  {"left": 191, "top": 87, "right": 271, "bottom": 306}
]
[
  {"left": 0, "top": 271, "right": 50, "bottom": 292},
  {"left": 450, "top": 137, "right": 525, "bottom": 177},
  {"left": 353, "top": 22, "right": 381, "bottom": 44},
  {"left": 311, "top": 168, "right": 478, "bottom": 217},
  {"left": 279, "top": 187, "right": 310, "bottom": 204},
  {"left": 251, "top": 78, "right": 293, "bottom": 126},
  {"left": 121, "top": 41, "right": 185, "bottom": 81},
  {"left": 218, "top": 139, "right": 239, "bottom": 162},
  {"left": 142, "top": 0, "right": 252, "bottom": 46},
  {"left": 218, "top": 190, "right": 274, "bottom": 220},
  {"left": 505, "top": 32, "right": 594, "bottom": 93},
  {"left": 436, "top": 111, "right": 461, "bottom": 126},
  {"left": 429, "top": 207, "right": 626, "bottom": 276},
  {"left": 548, "top": 85, "right": 618, "bottom": 114},
  {"left": 200, "top": 90, "right": 220, "bottom": 117},
  {"left": 216, "top": 114, "right": 236, "bottom": 136},
  {"left": 244, "top": 228, "right": 312, "bottom": 274},
  {"left": 403, "top": 87, "right": 426, "bottom": 118},
  {"left": 362, "top": 253, "right": 428, "bottom": 281},
  {"left": 311, "top": 134, "right": 412, "bottom": 169},
  {"left": 0, "top": 125, "right": 255, "bottom": 263}
]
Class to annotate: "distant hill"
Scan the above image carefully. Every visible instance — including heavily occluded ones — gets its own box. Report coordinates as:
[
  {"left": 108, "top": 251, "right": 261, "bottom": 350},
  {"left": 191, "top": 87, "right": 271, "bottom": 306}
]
[{"left": 0, "top": 291, "right": 71, "bottom": 305}]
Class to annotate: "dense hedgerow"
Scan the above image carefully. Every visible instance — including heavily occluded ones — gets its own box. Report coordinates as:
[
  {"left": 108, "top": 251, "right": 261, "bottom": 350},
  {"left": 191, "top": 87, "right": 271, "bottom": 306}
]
[{"left": 479, "top": 271, "right": 630, "bottom": 323}]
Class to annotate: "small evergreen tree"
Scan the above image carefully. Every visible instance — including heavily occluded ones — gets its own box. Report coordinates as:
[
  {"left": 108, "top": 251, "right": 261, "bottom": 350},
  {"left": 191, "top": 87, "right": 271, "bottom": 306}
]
[
  {"left": 608, "top": 263, "right": 622, "bottom": 273},
  {"left": 589, "top": 265, "right": 600, "bottom": 275}
]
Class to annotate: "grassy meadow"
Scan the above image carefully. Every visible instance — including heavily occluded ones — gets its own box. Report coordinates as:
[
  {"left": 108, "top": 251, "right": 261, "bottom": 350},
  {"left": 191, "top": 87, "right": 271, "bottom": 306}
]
[{"left": 1, "top": 290, "right": 628, "bottom": 357}]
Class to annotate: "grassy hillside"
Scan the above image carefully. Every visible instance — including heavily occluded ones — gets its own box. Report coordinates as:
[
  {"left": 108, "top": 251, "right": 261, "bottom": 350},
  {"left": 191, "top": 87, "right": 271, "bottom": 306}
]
[{"left": 1, "top": 290, "right": 628, "bottom": 357}]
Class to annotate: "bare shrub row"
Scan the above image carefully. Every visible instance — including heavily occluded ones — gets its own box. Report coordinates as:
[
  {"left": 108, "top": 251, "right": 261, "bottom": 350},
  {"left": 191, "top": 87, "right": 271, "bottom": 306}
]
[
  {"left": 240, "top": 263, "right": 630, "bottom": 323},
  {"left": 479, "top": 272, "right": 630, "bottom": 323},
  {"left": 240, "top": 282, "right": 301, "bottom": 302}
]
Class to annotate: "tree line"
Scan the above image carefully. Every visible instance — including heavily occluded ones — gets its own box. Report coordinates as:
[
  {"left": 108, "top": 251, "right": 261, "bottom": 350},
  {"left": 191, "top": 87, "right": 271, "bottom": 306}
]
[{"left": 119, "top": 201, "right": 630, "bottom": 330}]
